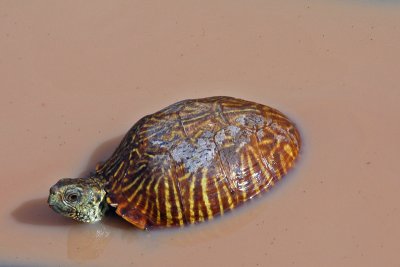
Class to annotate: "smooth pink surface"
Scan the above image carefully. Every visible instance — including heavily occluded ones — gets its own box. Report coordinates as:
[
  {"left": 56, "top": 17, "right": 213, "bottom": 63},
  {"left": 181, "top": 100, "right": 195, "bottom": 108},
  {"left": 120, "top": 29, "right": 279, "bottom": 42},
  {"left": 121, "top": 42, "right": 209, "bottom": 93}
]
[{"left": 1, "top": 1, "right": 400, "bottom": 266}]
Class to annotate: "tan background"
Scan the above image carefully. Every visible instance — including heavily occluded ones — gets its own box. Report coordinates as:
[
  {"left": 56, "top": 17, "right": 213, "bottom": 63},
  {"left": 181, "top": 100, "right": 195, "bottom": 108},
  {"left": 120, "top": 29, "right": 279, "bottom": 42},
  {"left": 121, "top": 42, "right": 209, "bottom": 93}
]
[{"left": 1, "top": 0, "right": 400, "bottom": 266}]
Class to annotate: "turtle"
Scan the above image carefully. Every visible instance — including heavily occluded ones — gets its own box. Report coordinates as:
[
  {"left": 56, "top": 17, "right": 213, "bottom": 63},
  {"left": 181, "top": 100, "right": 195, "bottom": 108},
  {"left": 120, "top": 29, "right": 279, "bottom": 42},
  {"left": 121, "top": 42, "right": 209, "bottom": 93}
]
[{"left": 48, "top": 96, "right": 301, "bottom": 229}]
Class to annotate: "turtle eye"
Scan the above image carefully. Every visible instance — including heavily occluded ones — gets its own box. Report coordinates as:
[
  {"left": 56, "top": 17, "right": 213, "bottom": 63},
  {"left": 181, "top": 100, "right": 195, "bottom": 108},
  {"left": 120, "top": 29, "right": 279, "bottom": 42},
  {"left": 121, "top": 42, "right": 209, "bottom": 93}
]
[{"left": 65, "top": 192, "right": 80, "bottom": 204}]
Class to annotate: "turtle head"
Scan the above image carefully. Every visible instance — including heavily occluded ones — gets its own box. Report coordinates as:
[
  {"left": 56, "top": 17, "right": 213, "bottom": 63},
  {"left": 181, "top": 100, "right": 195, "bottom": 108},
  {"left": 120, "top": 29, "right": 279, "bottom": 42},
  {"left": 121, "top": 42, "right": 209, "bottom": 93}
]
[{"left": 48, "top": 177, "right": 108, "bottom": 223}]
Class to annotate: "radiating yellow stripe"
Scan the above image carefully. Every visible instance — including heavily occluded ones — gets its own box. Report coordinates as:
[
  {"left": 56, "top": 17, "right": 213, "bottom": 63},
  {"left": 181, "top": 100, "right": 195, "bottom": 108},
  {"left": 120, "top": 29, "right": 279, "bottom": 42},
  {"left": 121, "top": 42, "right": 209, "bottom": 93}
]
[
  {"left": 143, "top": 175, "right": 156, "bottom": 214},
  {"left": 113, "top": 162, "right": 125, "bottom": 178},
  {"left": 111, "top": 180, "right": 119, "bottom": 191},
  {"left": 261, "top": 138, "right": 274, "bottom": 145},
  {"left": 213, "top": 177, "right": 224, "bottom": 215},
  {"left": 129, "top": 148, "right": 141, "bottom": 160},
  {"left": 284, "top": 143, "right": 294, "bottom": 159},
  {"left": 122, "top": 173, "right": 144, "bottom": 192},
  {"left": 222, "top": 183, "right": 234, "bottom": 209},
  {"left": 182, "top": 112, "right": 209, "bottom": 123},
  {"left": 127, "top": 177, "right": 147, "bottom": 201},
  {"left": 201, "top": 170, "right": 213, "bottom": 219},
  {"left": 177, "top": 172, "right": 191, "bottom": 183},
  {"left": 127, "top": 163, "right": 146, "bottom": 175},
  {"left": 154, "top": 178, "right": 161, "bottom": 224},
  {"left": 164, "top": 176, "right": 173, "bottom": 226},
  {"left": 279, "top": 153, "right": 288, "bottom": 175},
  {"left": 143, "top": 196, "right": 149, "bottom": 216},
  {"left": 189, "top": 175, "right": 196, "bottom": 223},
  {"left": 172, "top": 176, "right": 184, "bottom": 225},
  {"left": 198, "top": 209, "right": 204, "bottom": 222},
  {"left": 144, "top": 153, "right": 155, "bottom": 158},
  {"left": 136, "top": 195, "right": 143, "bottom": 210}
]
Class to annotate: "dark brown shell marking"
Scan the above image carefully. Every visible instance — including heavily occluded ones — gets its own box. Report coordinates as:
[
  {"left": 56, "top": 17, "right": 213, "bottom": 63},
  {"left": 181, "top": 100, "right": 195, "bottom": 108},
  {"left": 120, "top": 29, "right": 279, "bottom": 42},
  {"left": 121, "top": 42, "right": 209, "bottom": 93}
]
[{"left": 96, "top": 96, "right": 301, "bottom": 229}]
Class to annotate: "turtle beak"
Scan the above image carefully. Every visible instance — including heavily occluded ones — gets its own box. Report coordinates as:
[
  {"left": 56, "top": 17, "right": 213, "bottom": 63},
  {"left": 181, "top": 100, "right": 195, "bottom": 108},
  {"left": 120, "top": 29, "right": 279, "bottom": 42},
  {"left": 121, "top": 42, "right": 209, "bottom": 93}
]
[
  {"left": 48, "top": 193, "right": 57, "bottom": 209},
  {"left": 48, "top": 185, "right": 60, "bottom": 208},
  {"left": 48, "top": 194, "right": 55, "bottom": 206}
]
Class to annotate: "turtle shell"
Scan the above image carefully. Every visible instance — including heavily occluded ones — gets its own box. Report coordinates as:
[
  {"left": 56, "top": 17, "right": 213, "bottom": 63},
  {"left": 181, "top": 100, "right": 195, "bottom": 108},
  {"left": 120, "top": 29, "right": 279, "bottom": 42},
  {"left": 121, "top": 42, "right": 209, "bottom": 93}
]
[{"left": 95, "top": 96, "right": 301, "bottom": 229}]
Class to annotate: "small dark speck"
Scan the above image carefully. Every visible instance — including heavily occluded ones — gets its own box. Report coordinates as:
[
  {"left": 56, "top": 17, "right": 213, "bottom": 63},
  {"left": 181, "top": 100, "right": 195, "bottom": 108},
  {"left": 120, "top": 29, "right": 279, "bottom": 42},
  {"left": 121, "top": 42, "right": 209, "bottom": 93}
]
[
  {"left": 302, "top": 190, "right": 306, "bottom": 193},
  {"left": 98, "top": 130, "right": 102, "bottom": 134},
  {"left": 365, "top": 161, "right": 371, "bottom": 165},
  {"left": 370, "top": 38, "right": 374, "bottom": 41},
  {"left": 8, "top": 101, "right": 13, "bottom": 104},
  {"left": 41, "top": 102, "right": 46, "bottom": 107}
]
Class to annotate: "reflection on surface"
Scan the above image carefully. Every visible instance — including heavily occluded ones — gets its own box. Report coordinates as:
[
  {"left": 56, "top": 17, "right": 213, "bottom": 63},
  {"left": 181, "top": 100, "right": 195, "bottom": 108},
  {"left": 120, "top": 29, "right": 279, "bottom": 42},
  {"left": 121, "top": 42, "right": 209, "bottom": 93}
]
[
  {"left": 67, "top": 223, "right": 111, "bottom": 262},
  {"left": 67, "top": 212, "right": 149, "bottom": 262}
]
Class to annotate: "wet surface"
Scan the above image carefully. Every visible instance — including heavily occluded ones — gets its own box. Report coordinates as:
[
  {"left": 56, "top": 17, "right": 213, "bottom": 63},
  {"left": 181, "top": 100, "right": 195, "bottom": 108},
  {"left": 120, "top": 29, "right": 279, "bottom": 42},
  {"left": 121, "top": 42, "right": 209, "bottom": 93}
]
[{"left": 1, "top": 0, "right": 400, "bottom": 266}]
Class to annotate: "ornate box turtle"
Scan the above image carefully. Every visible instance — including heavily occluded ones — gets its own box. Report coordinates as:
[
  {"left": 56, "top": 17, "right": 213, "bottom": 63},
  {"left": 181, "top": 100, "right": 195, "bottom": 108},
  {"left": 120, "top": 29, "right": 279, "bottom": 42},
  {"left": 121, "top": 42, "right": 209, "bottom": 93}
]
[{"left": 48, "top": 96, "right": 301, "bottom": 229}]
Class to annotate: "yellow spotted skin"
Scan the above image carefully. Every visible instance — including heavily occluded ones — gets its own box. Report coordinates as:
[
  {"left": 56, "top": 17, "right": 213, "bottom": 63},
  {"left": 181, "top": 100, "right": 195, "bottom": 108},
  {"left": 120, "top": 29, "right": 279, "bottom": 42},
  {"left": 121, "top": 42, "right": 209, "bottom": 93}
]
[{"left": 96, "top": 96, "right": 301, "bottom": 229}]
